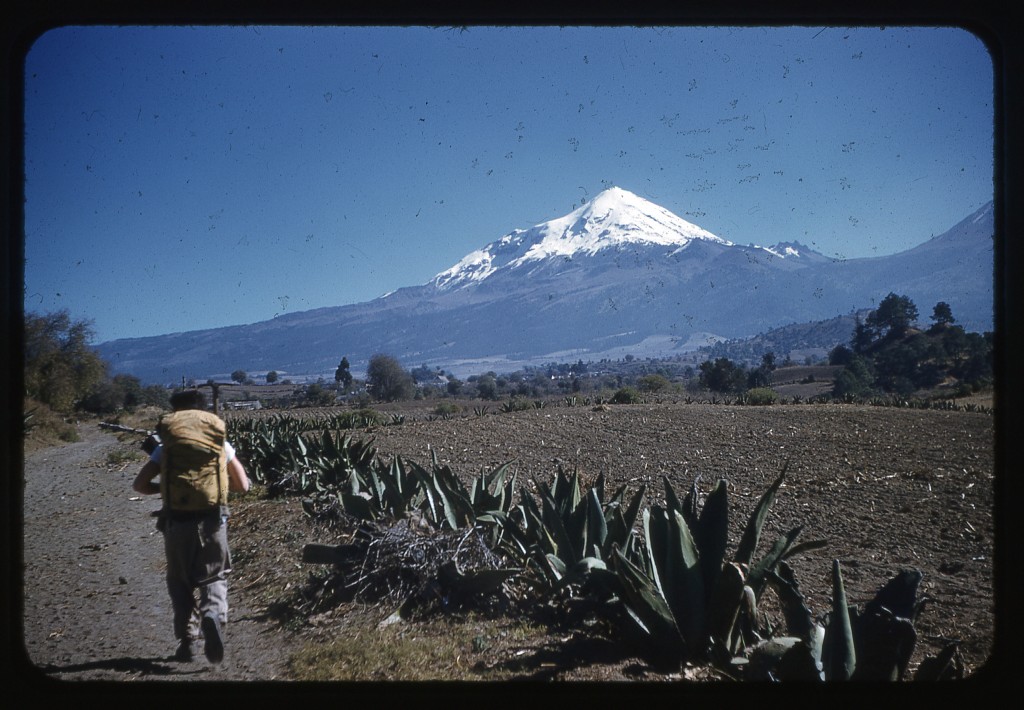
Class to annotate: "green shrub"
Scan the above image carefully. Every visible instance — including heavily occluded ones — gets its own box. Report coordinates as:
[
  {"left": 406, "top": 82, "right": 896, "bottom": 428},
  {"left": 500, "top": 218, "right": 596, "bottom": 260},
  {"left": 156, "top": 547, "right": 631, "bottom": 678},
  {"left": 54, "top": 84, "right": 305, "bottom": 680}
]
[
  {"left": 611, "top": 387, "right": 641, "bottom": 404},
  {"left": 745, "top": 388, "right": 778, "bottom": 405},
  {"left": 433, "top": 402, "right": 461, "bottom": 416}
]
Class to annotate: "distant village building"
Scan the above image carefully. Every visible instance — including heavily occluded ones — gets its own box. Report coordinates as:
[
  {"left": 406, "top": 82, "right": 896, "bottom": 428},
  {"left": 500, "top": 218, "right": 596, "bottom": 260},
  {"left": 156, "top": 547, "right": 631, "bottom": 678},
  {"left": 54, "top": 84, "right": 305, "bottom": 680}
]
[{"left": 222, "top": 400, "right": 262, "bottom": 411}]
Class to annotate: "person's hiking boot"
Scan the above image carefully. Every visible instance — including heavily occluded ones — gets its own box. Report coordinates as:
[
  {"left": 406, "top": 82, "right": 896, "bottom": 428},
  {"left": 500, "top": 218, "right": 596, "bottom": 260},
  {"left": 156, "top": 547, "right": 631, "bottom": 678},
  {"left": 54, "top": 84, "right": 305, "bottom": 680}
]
[
  {"left": 174, "top": 639, "right": 195, "bottom": 662},
  {"left": 201, "top": 613, "right": 224, "bottom": 664}
]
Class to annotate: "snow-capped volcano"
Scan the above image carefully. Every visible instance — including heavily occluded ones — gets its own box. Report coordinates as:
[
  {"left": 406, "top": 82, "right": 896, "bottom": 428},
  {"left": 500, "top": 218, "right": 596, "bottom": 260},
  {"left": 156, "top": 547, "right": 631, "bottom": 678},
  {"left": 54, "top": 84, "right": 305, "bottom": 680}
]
[
  {"left": 98, "top": 193, "right": 993, "bottom": 385},
  {"left": 432, "top": 186, "right": 731, "bottom": 290}
]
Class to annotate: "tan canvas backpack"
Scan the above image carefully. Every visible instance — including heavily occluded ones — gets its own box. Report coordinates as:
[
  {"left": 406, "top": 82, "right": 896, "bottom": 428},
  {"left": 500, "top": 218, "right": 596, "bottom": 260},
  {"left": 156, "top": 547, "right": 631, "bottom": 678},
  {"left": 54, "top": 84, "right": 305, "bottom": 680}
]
[{"left": 157, "top": 409, "right": 229, "bottom": 511}]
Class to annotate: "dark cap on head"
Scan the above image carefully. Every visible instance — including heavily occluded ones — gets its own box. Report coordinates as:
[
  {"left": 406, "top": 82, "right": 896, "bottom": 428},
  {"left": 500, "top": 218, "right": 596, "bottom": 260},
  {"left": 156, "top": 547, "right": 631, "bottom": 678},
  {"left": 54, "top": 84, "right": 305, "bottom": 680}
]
[{"left": 169, "top": 389, "right": 207, "bottom": 411}]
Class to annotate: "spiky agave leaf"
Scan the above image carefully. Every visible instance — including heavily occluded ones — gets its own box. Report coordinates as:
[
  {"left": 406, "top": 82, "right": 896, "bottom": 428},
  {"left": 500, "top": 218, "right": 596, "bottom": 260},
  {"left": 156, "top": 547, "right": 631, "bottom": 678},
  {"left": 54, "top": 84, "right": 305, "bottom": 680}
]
[
  {"left": 377, "top": 457, "right": 409, "bottom": 517},
  {"left": 585, "top": 488, "right": 608, "bottom": 559},
  {"left": 850, "top": 606, "right": 917, "bottom": 681},
  {"left": 610, "top": 545, "right": 686, "bottom": 667},
  {"left": 548, "top": 465, "right": 583, "bottom": 517},
  {"left": 822, "top": 559, "right": 856, "bottom": 680},
  {"left": 550, "top": 556, "right": 609, "bottom": 591},
  {"left": 665, "top": 509, "right": 707, "bottom": 656},
  {"left": 781, "top": 538, "right": 829, "bottom": 561},
  {"left": 602, "top": 483, "right": 645, "bottom": 556},
  {"left": 694, "top": 478, "right": 729, "bottom": 602},
  {"left": 540, "top": 489, "right": 579, "bottom": 563},
  {"left": 425, "top": 461, "right": 475, "bottom": 530},
  {"left": 409, "top": 459, "right": 442, "bottom": 526},
  {"left": 663, "top": 476, "right": 685, "bottom": 519},
  {"left": 680, "top": 473, "right": 703, "bottom": 531},
  {"left": 745, "top": 525, "right": 804, "bottom": 597},
  {"left": 766, "top": 561, "right": 817, "bottom": 643},
  {"left": 851, "top": 569, "right": 923, "bottom": 681},
  {"left": 470, "top": 460, "right": 516, "bottom": 514},
  {"left": 643, "top": 507, "right": 670, "bottom": 597},
  {"left": 706, "top": 561, "right": 747, "bottom": 662},
  {"left": 735, "top": 464, "right": 788, "bottom": 567}
]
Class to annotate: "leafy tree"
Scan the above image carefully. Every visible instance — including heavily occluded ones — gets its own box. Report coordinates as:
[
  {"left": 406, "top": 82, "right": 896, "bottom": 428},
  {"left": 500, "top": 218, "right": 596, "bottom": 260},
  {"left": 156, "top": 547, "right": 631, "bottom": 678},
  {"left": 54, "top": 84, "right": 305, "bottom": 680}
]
[
  {"left": 79, "top": 374, "right": 163, "bottom": 414},
  {"left": 335, "top": 357, "right": 353, "bottom": 391},
  {"left": 699, "top": 357, "right": 747, "bottom": 394},
  {"left": 366, "top": 353, "right": 415, "bottom": 401},
  {"left": 302, "top": 382, "right": 336, "bottom": 406},
  {"left": 638, "top": 374, "right": 670, "bottom": 393},
  {"left": 411, "top": 363, "right": 440, "bottom": 383},
  {"left": 746, "top": 366, "right": 771, "bottom": 390},
  {"left": 829, "top": 344, "right": 854, "bottom": 366},
  {"left": 24, "top": 310, "right": 107, "bottom": 412},
  {"left": 866, "top": 293, "right": 919, "bottom": 341},
  {"left": 836, "top": 302, "right": 992, "bottom": 397},
  {"left": 265, "top": 370, "right": 279, "bottom": 384},
  {"left": 611, "top": 386, "right": 641, "bottom": 404},
  {"left": 832, "top": 355, "right": 876, "bottom": 398},
  {"left": 746, "top": 352, "right": 777, "bottom": 389},
  {"left": 141, "top": 383, "right": 171, "bottom": 407},
  {"left": 951, "top": 331, "right": 993, "bottom": 387},
  {"left": 745, "top": 387, "right": 778, "bottom": 405},
  {"left": 231, "top": 370, "right": 247, "bottom": 384},
  {"left": 850, "top": 316, "right": 875, "bottom": 354},
  {"left": 937, "top": 323, "right": 969, "bottom": 359},
  {"left": 113, "top": 373, "right": 143, "bottom": 408},
  {"left": 931, "top": 301, "right": 955, "bottom": 327},
  {"left": 446, "top": 375, "right": 463, "bottom": 396},
  {"left": 78, "top": 382, "right": 123, "bottom": 414},
  {"left": 873, "top": 333, "right": 944, "bottom": 391},
  {"left": 475, "top": 373, "right": 498, "bottom": 400}
]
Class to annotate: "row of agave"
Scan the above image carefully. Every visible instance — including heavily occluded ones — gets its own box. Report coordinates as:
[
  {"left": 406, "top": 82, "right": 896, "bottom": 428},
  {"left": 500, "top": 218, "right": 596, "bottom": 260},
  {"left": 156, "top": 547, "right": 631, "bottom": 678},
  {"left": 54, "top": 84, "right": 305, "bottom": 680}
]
[
  {"left": 237, "top": 420, "right": 962, "bottom": 680},
  {"left": 227, "top": 420, "right": 379, "bottom": 494}
]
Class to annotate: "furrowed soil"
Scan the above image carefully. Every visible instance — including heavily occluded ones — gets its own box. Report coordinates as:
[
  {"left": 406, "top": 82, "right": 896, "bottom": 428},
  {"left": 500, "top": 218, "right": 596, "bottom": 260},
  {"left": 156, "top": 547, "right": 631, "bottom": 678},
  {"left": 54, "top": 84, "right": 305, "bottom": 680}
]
[{"left": 17, "top": 400, "right": 1004, "bottom": 690}]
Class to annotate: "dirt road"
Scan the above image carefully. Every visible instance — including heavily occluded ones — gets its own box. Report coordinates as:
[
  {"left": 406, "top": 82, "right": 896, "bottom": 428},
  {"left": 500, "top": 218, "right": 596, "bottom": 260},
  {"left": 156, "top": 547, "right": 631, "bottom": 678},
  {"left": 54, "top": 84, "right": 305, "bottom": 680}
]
[{"left": 19, "top": 423, "right": 299, "bottom": 684}]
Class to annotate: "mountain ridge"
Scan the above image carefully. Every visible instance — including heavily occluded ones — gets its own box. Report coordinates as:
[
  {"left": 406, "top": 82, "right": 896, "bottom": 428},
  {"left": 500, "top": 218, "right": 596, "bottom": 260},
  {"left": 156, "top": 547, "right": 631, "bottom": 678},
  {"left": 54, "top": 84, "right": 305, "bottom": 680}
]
[{"left": 95, "top": 189, "right": 995, "bottom": 384}]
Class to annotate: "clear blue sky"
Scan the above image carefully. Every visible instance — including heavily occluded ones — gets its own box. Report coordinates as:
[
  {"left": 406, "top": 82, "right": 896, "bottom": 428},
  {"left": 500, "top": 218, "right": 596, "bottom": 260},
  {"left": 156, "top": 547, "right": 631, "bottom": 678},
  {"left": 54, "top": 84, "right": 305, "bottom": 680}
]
[{"left": 22, "top": 24, "right": 994, "bottom": 343}]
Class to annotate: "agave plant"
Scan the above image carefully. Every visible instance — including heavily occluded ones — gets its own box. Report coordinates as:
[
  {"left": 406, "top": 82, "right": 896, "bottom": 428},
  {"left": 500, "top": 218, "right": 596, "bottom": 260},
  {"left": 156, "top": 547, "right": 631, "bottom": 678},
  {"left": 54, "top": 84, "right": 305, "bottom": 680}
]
[
  {"left": 497, "top": 466, "right": 646, "bottom": 592},
  {"left": 605, "top": 466, "right": 826, "bottom": 669},
  {"left": 747, "top": 560, "right": 932, "bottom": 682},
  {"left": 332, "top": 454, "right": 420, "bottom": 521}
]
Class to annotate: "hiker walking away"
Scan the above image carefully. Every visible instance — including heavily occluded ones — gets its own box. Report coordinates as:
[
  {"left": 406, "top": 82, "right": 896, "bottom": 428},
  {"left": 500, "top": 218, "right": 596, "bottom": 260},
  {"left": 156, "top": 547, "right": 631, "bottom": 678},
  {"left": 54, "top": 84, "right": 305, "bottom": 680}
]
[{"left": 132, "top": 388, "right": 250, "bottom": 664}]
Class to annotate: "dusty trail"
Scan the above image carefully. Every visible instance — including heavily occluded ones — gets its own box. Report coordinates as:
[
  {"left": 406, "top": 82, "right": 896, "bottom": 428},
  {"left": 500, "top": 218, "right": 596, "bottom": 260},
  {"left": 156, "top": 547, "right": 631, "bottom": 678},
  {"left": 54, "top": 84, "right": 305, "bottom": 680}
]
[{"left": 19, "top": 423, "right": 298, "bottom": 683}]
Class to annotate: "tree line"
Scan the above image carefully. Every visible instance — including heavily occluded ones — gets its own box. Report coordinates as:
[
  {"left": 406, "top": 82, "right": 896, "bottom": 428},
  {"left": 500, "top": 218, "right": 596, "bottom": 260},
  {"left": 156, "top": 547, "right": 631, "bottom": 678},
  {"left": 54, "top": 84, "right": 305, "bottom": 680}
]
[
  {"left": 24, "top": 310, "right": 168, "bottom": 415},
  {"left": 827, "top": 293, "right": 992, "bottom": 398},
  {"left": 24, "top": 293, "right": 993, "bottom": 417}
]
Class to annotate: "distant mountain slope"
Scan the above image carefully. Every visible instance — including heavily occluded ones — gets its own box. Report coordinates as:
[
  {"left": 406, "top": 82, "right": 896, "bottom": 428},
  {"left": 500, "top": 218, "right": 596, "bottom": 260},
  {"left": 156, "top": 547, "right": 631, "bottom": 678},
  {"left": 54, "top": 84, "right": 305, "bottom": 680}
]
[
  {"left": 695, "top": 311, "right": 874, "bottom": 366},
  {"left": 96, "top": 188, "right": 994, "bottom": 384}
]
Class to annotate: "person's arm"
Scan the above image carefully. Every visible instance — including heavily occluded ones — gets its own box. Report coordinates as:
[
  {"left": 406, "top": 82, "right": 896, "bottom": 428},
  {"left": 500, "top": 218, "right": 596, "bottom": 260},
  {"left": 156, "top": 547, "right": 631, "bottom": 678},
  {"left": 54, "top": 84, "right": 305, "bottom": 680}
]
[
  {"left": 133, "top": 460, "right": 161, "bottom": 495},
  {"left": 227, "top": 456, "right": 250, "bottom": 493}
]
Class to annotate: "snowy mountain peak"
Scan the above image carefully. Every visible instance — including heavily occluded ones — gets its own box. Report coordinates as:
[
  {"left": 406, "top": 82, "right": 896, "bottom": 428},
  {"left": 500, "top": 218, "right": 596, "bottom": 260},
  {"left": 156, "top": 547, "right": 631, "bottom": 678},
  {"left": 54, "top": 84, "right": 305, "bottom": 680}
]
[
  {"left": 528, "top": 186, "right": 730, "bottom": 257},
  {"left": 432, "top": 187, "right": 731, "bottom": 290}
]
